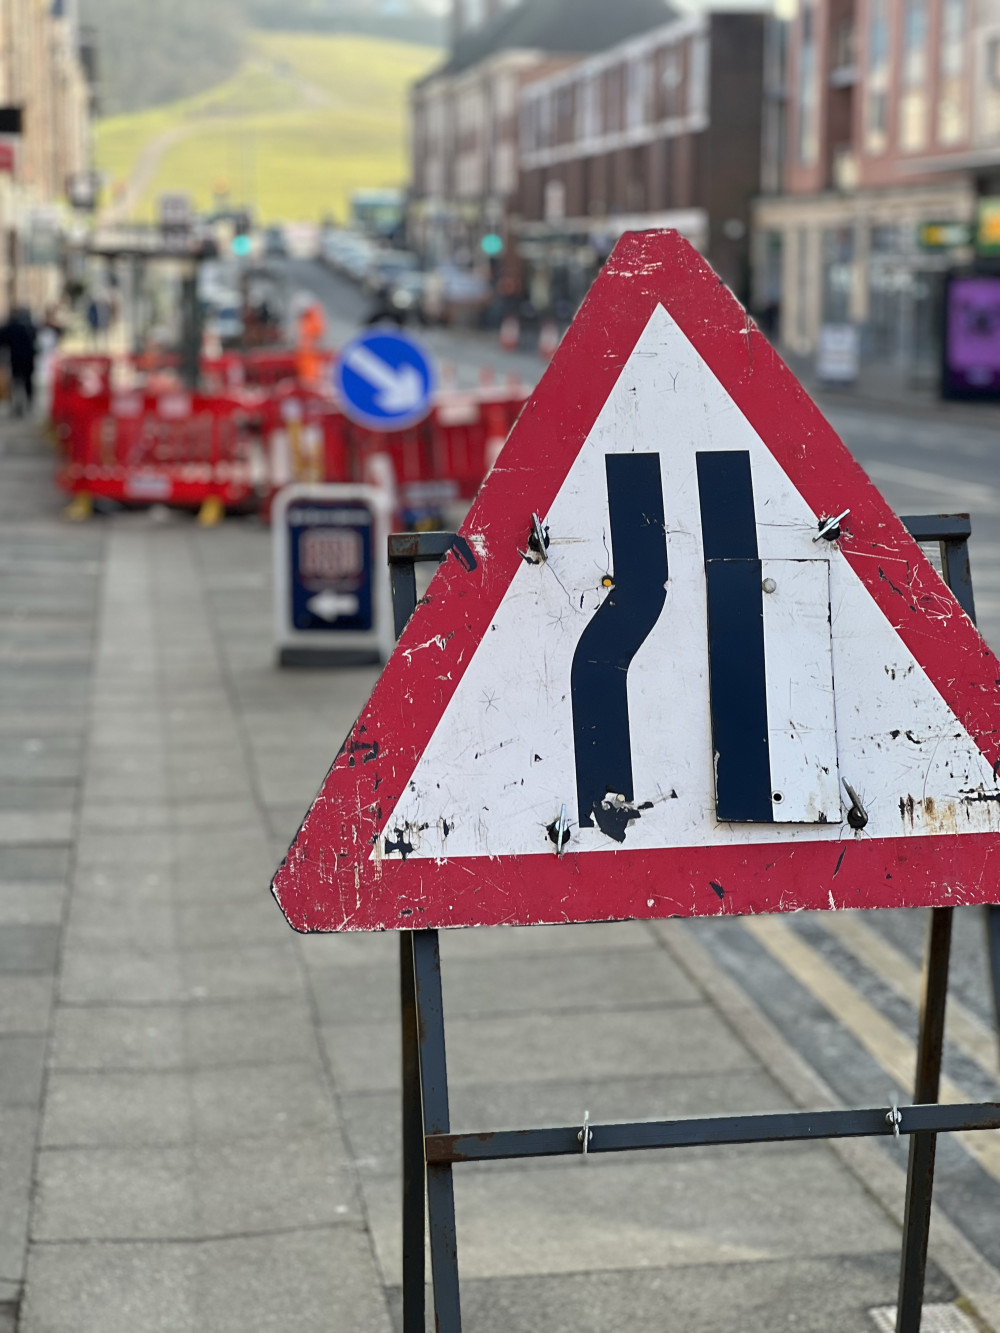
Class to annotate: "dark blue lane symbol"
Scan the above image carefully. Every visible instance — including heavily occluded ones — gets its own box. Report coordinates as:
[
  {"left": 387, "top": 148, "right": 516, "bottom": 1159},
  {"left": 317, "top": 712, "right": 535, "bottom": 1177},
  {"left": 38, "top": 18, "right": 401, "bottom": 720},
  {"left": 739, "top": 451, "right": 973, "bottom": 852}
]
[
  {"left": 571, "top": 453, "right": 667, "bottom": 835},
  {"left": 696, "top": 450, "right": 772, "bottom": 823}
]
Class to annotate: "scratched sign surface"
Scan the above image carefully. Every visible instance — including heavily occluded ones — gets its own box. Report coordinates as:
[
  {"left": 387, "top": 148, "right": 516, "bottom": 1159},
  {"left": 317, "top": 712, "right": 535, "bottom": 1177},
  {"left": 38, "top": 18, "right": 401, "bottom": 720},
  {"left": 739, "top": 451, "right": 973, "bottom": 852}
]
[{"left": 272, "top": 231, "right": 1000, "bottom": 933}]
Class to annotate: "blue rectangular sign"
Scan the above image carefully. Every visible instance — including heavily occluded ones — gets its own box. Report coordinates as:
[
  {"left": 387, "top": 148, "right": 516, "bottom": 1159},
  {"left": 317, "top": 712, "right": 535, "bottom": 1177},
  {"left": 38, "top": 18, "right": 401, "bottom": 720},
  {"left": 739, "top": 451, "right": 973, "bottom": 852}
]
[{"left": 288, "top": 499, "right": 374, "bottom": 632}]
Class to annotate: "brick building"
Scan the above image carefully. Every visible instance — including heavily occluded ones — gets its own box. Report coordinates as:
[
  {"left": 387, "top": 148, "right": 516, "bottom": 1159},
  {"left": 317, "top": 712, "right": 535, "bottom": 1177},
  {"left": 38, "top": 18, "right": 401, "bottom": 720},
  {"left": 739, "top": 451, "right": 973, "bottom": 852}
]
[
  {"left": 409, "top": 0, "right": 676, "bottom": 267},
  {"left": 753, "top": 0, "right": 983, "bottom": 384},
  {"left": 0, "top": 0, "right": 93, "bottom": 309},
  {"left": 517, "top": 11, "right": 766, "bottom": 309}
]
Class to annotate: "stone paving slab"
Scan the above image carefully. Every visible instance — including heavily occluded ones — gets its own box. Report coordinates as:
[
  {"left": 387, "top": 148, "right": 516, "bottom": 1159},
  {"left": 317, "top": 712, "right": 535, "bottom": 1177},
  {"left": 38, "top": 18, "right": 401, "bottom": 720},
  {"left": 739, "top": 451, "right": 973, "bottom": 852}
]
[
  {"left": 21, "top": 1229, "right": 393, "bottom": 1333},
  {"left": 33, "top": 1133, "right": 361, "bottom": 1241}
]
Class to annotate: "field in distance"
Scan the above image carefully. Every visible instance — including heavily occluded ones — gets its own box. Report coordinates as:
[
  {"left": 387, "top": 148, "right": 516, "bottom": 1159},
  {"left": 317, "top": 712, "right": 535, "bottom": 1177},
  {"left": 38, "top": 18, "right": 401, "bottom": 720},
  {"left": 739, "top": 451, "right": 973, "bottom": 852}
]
[{"left": 95, "top": 31, "right": 440, "bottom": 224}]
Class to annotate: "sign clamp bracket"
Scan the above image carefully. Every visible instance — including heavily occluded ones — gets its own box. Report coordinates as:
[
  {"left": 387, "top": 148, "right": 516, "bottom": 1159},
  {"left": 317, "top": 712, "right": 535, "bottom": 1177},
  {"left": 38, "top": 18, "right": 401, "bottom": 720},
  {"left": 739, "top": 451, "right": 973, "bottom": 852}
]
[{"left": 388, "top": 521, "right": 1000, "bottom": 1333}]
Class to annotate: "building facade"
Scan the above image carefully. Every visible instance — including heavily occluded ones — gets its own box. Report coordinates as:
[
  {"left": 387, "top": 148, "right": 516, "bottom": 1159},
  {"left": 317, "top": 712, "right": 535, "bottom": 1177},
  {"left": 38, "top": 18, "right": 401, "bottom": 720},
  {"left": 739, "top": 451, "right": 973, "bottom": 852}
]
[
  {"left": 0, "top": 0, "right": 93, "bottom": 309},
  {"left": 754, "top": 0, "right": 984, "bottom": 383},
  {"left": 517, "top": 12, "right": 766, "bottom": 308},
  {"left": 410, "top": 0, "right": 677, "bottom": 272}
]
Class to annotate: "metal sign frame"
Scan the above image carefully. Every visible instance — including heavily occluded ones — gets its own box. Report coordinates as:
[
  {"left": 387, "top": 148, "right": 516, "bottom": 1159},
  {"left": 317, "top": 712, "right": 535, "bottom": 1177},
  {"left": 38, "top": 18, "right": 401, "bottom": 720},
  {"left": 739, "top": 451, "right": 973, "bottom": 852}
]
[{"left": 388, "top": 520, "right": 1000, "bottom": 1333}]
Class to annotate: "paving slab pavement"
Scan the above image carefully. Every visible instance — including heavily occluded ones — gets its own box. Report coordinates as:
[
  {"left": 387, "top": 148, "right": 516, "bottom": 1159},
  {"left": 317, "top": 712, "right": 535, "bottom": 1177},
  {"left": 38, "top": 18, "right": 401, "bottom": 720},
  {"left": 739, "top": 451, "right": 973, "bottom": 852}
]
[{"left": 1, "top": 417, "right": 997, "bottom": 1332}]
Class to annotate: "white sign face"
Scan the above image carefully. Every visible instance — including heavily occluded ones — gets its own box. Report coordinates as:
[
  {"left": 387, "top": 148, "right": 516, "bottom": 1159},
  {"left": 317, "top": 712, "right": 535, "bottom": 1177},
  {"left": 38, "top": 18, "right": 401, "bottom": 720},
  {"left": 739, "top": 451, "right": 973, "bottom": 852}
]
[{"left": 377, "top": 304, "right": 1000, "bottom": 862}]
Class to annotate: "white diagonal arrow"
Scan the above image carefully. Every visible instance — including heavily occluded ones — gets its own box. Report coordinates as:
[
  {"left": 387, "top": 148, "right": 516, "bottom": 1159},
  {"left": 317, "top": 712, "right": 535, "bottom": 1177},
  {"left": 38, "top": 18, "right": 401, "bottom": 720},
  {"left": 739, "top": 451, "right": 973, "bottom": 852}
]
[
  {"left": 344, "top": 345, "right": 424, "bottom": 414},
  {"left": 307, "top": 591, "right": 360, "bottom": 622}
]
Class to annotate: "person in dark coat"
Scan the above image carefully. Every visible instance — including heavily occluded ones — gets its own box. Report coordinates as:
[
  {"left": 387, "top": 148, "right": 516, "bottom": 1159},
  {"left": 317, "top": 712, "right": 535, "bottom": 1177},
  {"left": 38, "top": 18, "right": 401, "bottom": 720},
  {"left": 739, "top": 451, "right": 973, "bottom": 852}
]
[{"left": 0, "top": 308, "right": 38, "bottom": 416}]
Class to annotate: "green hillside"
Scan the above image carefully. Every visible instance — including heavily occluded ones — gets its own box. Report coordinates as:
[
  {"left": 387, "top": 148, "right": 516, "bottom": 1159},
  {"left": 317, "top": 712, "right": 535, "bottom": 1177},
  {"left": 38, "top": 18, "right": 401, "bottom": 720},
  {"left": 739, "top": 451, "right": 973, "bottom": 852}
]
[{"left": 94, "top": 32, "right": 440, "bottom": 224}]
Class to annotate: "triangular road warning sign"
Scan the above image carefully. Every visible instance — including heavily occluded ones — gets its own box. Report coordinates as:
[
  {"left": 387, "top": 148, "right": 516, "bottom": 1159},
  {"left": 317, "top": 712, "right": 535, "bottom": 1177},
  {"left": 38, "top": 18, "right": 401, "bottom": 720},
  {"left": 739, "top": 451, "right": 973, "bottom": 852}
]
[{"left": 273, "top": 231, "right": 1000, "bottom": 933}]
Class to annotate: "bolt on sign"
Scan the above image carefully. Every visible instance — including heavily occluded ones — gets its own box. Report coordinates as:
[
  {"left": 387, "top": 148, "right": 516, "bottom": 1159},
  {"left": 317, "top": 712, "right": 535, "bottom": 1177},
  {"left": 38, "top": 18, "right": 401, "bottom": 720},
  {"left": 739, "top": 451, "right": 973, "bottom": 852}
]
[{"left": 272, "top": 231, "right": 1000, "bottom": 934}]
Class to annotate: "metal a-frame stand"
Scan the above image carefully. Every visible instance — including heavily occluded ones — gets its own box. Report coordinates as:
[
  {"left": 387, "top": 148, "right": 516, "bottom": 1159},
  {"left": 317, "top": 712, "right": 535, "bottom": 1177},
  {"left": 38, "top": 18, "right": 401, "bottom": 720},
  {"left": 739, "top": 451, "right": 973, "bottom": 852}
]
[{"left": 387, "top": 519, "right": 1000, "bottom": 1333}]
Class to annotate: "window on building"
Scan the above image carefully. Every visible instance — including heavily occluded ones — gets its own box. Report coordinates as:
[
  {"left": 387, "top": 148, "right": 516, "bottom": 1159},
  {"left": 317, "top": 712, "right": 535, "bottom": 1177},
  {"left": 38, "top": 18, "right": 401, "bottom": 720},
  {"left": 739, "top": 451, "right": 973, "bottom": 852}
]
[
  {"left": 898, "top": 0, "right": 929, "bottom": 152},
  {"left": 687, "top": 33, "right": 708, "bottom": 119},
  {"left": 865, "top": 0, "right": 890, "bottom": 155},
  {"left": 797, "top": 4, "right": 819, "bottom": 166},
  {"left": 577, "top": 75, "right": 600, "bottom": 142},
  {"left": 627, "top": 57, "right": 651, "bottom": 130},
  {"left": 661, "top": 47, "right": 683, "bottom": 118},
  {"left": 982, "top": 34, "right": 1000, "bottom": 142},
  {"left": 937, "top": 0, "right": 967, "bottom": 145}
]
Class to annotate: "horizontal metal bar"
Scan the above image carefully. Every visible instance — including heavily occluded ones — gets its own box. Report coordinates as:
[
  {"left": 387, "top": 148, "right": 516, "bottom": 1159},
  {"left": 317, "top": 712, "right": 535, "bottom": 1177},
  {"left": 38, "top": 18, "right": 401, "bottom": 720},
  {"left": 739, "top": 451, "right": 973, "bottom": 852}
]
[
  {"left": 425, "top": 1102, "right": 1000, "bottom": 1164},
  {"left": 901, "top": 514, "right": 971, "bottom": 543},
  {"left": 388, "top": 532, "right": 459, "bottom": 564}
]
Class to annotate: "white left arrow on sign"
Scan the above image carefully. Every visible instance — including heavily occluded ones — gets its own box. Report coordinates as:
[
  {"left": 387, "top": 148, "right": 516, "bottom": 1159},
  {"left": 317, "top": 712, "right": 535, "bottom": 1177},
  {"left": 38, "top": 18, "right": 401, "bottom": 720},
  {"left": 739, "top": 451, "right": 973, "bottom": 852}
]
[
  {"left": 344, "top": 345, "right": 424, "bottom": 414},
  {"left": 307, "top": 591, "right": 360, "bottom": 622}
]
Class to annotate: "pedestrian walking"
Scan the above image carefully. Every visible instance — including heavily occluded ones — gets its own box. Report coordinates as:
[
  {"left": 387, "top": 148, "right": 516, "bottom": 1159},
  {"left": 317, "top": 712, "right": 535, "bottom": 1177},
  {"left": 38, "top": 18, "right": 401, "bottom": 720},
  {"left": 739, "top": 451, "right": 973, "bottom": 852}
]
[{"left": 0, "top": 307, "right": 38, "bottom": 416}]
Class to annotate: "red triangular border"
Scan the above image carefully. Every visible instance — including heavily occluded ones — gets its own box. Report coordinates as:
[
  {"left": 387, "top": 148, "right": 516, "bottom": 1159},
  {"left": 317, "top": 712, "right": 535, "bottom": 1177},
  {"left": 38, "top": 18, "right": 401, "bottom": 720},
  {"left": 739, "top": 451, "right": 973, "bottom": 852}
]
[{"left": 273, "top": 231, "right": 1000, "bottom": 932}]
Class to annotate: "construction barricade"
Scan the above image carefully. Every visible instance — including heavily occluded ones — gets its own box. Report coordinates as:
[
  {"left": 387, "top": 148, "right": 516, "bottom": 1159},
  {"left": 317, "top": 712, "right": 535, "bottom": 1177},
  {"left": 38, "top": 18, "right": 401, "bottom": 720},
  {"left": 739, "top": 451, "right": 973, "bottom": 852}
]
[
  {"left": 58, "top": 387, "right": 268, "bottom": 517},
  {"left": 53, "top": 348, "right": 529, "bottom": 525}
]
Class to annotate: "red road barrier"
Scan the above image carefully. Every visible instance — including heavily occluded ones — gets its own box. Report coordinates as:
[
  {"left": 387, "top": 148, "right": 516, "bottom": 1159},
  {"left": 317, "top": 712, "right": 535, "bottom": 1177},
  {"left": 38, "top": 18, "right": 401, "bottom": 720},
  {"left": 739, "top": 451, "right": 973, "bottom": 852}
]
[
  {"left": 53, "top": 350, "right": 529, "bottom": 519},
  {"left": 58, "top": 388, "right": 266, "bottom": 510}
]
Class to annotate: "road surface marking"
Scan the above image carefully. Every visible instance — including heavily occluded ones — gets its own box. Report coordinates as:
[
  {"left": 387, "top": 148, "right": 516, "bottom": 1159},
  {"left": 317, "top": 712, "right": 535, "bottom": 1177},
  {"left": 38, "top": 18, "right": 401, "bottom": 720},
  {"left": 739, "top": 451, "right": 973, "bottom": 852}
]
[{"left": 743, "top": 916, "right": 1000, "bottom": 1183}]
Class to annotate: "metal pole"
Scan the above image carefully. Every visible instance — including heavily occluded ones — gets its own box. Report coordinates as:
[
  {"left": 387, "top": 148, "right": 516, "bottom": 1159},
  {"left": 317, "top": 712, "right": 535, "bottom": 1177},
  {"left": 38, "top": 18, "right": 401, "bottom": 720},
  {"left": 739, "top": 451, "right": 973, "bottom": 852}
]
[
  {"left": 400, "top": 932, "right": 425, "bottom": 1333},
  {"left": 413, "top": 929, "right": 462, "bottom": 1333},
  {"left": 895, "top": 905, "right": 954, "bottom": 1333}
]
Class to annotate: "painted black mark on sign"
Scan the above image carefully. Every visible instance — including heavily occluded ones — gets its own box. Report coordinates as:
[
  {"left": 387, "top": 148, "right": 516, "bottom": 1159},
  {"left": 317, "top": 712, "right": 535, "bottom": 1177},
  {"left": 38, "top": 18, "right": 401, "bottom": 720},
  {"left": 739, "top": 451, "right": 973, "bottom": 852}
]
[
  {"left": 571, "top": 453, "right": 667, "bottom": 831},
  {"left": 696, "top": 451, "right": 772, "bottom": 823}
]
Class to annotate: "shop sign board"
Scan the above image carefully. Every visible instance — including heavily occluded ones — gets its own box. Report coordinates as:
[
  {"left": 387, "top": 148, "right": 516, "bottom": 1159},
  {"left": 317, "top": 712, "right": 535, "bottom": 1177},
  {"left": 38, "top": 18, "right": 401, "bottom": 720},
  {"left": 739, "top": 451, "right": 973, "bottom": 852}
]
[{"left": 273, "top": 484, "right": 393, "bottom": 667}]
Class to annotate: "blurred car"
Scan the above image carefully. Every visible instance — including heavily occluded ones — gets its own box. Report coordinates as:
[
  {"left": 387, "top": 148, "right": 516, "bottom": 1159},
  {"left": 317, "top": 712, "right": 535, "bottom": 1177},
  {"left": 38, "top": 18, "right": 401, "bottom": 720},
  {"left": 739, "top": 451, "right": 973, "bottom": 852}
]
[
  {"left": 365, "top": 269, "right": 428, "bottom": 327},
  {"left": 364, "top": 248, "right": 420, "bottom": 295},
  {"left": 423, "top": 264, "right": 491, "bottom": 325},
  {"left": 263, "top": 226, "right": 288, "bottom": 259},
  {"left": 205, "top": 304, "right": 244, "bottom": 347}
]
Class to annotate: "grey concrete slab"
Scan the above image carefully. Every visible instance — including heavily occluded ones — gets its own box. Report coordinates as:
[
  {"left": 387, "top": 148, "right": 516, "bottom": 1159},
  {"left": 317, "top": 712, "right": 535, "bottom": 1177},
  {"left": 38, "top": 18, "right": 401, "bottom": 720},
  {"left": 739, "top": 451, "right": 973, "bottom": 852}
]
[
  {"left": 34, "top": 1132, "right": 361, "bottom": 1240},
  {"left": 59, "top": 951, "right": 186, "bottom": 1005},
  {"left": 0, "top": 1108, "right": 36, "bottom": 1286},
  {"left": 178, "top": 943, "right": 302, "bottom": 1003},
  {"left": 0, "top": 924, "right": 60, "bottom": 974},
  {"left": 0, "top": 977, "right": 53, "bottom": 1034},
  {"left": 0, "top": 883, "right": 65, "bottom": 927},
  {"left": 308, "top": 947, "right": 700, "bottom": 1025},
  {"left": 51, "top": 997, "right": 319, "bottom": 1071},
  {"left": 0, "top": 1036, "right": 47, "bottom": 1108},
  {"left": 174, "top": 897, "right": 291, "bottom": 948},
  {"left": 42, "top": 1062, "right": 336, "bottom": 1146},
  {"left": 0, "top": 812, "right": 74, "bottom": 846},
  {"left": 20, "top": 1227, "right": 392, "bottom": 1333},
  {"left": 323, "top": 1005, "right": 758, "bottom": 1095},
  {"left": 340, "top": 1068, "right": 795, "bottom": 1179},
  {"left": 49, "top": 1006, "right": 186, "bottom": 1070},
  {"left": 70, "top": 866, "right": 171, "bottom": 904},
  {"left": 0, "top": 847, "right": 70, "bottom": 883},
  {"left": 63, "top": 899, "right": 176, "bottom": 952},
  {"left": 366, "top": 1141, "right": 902, "bottom": 1282},
  {"left": 445, "top": 1253, "right": 957, "bottom": 1333}
]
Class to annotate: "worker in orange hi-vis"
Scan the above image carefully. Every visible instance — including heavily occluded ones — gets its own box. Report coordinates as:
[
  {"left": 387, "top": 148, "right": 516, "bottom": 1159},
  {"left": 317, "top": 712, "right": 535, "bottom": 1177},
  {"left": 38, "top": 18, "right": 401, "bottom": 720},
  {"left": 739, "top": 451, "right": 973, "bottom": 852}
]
[{"left": 295, "top": 302, "right": 327, "bottom": 389}]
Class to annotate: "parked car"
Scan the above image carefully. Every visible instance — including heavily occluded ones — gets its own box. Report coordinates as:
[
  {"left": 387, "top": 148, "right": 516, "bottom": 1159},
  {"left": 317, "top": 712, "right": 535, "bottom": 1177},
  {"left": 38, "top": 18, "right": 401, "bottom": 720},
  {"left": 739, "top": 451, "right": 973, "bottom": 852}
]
[
  {"left": 263, "top": 226, "right": 288, "bottom": 259},
  {"left": 423, "top": 264, "right": 491, "bottom": 325},
  {"left": 364, "top": 248, "right": 420, "bottom": 295},
  {"left": 365, "top": 269, "right": 428, "bottom": 327}
]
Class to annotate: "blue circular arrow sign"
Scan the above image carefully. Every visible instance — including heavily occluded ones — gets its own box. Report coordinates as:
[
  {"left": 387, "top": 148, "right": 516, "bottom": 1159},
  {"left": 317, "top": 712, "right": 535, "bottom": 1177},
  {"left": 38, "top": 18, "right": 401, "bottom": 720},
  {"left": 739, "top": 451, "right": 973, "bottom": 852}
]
[{"left": 334, "top": 329, "right": 436, "bottom": 432}]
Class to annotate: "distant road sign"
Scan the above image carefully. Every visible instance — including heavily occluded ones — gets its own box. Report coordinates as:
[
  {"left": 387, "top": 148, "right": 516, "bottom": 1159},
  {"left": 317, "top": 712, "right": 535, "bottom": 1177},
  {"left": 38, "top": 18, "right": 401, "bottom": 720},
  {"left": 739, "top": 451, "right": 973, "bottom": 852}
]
[
  {"left": 335, "top": 329, "right": 435, "bottom": 432},
  {"left": 273, "top": 484, "right": 393, "bottom": 667}
]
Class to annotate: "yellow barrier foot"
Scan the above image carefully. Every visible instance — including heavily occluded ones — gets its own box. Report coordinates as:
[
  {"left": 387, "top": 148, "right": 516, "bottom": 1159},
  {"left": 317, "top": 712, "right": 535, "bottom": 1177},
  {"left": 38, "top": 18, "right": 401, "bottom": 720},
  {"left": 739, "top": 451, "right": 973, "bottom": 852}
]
[
  {"left": 64, "top": 492, "right": 93, "bottom": 522},
  {"left": 197, "top": 496, "right": 225, "bottom": 527}
]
